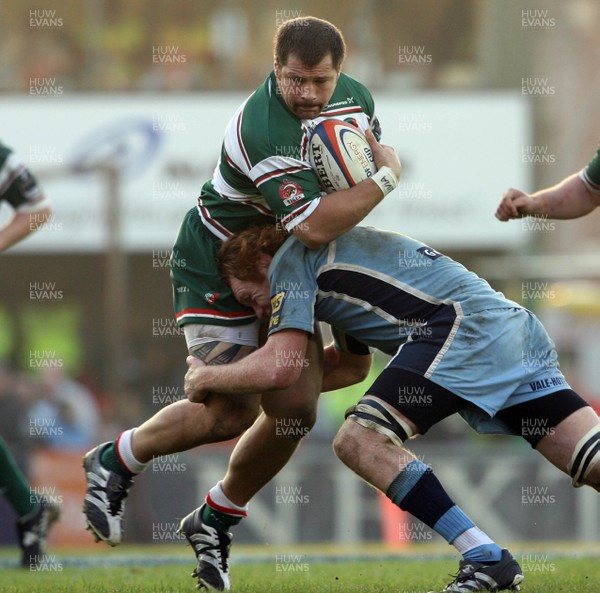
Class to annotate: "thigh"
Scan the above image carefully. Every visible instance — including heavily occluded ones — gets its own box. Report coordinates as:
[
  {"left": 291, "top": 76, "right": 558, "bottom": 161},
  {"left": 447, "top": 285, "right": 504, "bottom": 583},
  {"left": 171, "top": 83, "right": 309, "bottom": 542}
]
[
  {"left": 365, "top": 366, "right": 467, "bottom": 434},
  {"left": 495, "top": 389, "right": 589, "bottom": 448},
  {"left": 535, "top": 405, "right": 599, "bottom": 475}
]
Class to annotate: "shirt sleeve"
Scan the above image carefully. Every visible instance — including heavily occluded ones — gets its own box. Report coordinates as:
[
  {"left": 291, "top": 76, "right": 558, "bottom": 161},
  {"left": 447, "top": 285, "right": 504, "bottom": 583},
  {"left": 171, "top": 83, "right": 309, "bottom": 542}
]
[
  {"left": 0, "top": 149, "right": 50, "bottom": 212},
  {"left": 249, "top": 156, "right": 324, "bottom": 232},
  {"left": 578, "top": 147, "right": 600, "bottom": 195},
  {"left": 266, "top": 243, "right": 318, "bottom": 336}
]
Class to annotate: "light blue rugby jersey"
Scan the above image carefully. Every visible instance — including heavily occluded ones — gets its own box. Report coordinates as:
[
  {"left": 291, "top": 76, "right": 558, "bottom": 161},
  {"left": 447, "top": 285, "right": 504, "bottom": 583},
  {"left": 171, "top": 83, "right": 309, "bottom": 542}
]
[{"left": 267, "top": 226, "right": 522, "bottom": 354}]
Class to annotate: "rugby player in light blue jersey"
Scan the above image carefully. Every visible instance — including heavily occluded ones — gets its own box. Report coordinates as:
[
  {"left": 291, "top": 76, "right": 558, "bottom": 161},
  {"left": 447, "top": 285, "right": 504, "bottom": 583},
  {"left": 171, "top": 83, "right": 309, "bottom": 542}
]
[
  {"left": 185, "top": 224, "right": 600, "bottom": 593},
  {"left": 82, "top": 17, "right": 402, "bottom": 592}
]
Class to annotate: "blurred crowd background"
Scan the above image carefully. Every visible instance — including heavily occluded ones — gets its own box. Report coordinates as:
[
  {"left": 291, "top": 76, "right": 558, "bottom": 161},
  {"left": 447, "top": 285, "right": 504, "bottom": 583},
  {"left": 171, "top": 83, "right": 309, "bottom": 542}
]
[{"left": 1, "top": 0, "right": 599, "bottom": 545}]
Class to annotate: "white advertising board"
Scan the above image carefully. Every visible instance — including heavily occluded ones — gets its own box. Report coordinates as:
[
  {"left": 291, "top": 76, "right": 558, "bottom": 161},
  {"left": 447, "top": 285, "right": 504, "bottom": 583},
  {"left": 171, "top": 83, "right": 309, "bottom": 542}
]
[{"left": 2, "top": 92, "right": 530, "bottom": 252}]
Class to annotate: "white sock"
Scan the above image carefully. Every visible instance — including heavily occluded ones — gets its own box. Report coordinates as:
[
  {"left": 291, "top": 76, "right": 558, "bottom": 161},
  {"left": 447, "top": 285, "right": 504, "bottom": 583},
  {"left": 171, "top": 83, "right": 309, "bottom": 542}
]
[
  {"left": 453, "top": 526, "right": 496, "bottom": 555},
  {"left": 206, "top": 481, "right": 248, "bottom": 516},
  {"left": 116, "top": 428, "right": 149, "bottom": 474}
]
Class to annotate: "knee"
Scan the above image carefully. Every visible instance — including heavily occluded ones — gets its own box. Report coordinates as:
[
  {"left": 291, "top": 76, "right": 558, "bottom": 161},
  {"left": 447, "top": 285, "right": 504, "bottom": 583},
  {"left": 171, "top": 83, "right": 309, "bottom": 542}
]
[
  {"left": 332, "top": 420, "right": 360, "bottom": 466},
  {"left": 270, "top": 409, "right": 317, "bottom": 441},
  {"left": 263, "top": 399, "right": 318, "bottom": 440},
  {"left": 289, "top": 403, "right": 318, "bottom": 431},
  {"left": 206, "top": 396, "right": 260, "bottom": 441}
]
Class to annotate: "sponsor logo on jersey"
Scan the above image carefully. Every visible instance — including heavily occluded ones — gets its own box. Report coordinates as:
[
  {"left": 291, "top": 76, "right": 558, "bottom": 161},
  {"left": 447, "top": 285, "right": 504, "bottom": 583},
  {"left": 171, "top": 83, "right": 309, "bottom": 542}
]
[
  {"left": 204, "top": 292, "right": 220, "bottom": 304},
  {"left": 325, "top": 97, "right": 355, "bottom": 109},
  {"left": 529, "top": 376, "right": 567, "bottom": 392},
  {"left": 269, "top": 290, "right": 286, "bottom": 330},
  {"left": 417, "top": 246, "right": 443, "bottom": 260},
  {"left": 278, "top": 179, "right": 305, "bottom": 206}
]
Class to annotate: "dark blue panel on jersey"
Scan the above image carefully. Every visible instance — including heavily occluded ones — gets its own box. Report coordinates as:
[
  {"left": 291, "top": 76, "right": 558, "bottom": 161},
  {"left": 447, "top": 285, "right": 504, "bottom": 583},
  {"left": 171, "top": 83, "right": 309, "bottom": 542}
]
[
  {"left": 317, "top": 268, "right": 449, "bottom": 323},
  {"left": 387, "top": 305, "right": 458, "bottom": 374}
]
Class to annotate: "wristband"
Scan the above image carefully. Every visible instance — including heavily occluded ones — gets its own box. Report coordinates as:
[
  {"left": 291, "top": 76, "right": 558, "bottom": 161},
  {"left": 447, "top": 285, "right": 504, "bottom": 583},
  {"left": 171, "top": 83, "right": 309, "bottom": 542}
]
[{"left": 371, "top": 166, "right": 398, "bottom": 196}]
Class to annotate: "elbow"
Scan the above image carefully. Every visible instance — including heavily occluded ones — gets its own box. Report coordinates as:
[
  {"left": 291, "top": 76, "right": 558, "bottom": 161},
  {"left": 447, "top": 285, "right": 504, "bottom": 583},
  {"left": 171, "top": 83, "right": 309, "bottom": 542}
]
[
  {"left": 271, "top": 364, "right": 302, "bottom": 390},
  {"left": 356, "top": 355, "right": 374, "bottom": 383},
  {"left": 344, "top": 356, "right": 372, "bottom": 387},
  {"left": 296, "top": 230, "right": 329, "bottom": 250},
  {"left": 354, "top": 365, "right": 371, "bottom": 384}
]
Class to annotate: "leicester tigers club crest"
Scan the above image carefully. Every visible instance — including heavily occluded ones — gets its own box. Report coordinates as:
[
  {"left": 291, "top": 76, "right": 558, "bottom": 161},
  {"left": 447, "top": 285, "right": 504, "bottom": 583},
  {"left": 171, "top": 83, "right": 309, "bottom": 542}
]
[
  {"left": 278, "top": 179, "right": 304, "bottom": 206},
  {"left": 204, "top": 292, "right": 220, "bottom": 304}
]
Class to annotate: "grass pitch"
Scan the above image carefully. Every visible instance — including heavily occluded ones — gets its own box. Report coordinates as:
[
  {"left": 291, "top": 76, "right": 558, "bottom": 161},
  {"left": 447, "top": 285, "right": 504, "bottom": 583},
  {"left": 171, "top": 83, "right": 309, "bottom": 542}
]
[{"left": 0, "top": 543, "right": 598, "bottom": 593}]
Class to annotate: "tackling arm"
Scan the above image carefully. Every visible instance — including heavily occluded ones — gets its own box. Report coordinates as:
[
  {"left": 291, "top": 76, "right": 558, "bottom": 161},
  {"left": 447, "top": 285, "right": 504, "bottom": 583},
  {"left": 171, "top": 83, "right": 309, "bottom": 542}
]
[{"left": 185, "top": 329, "right": 309, "bottom": 401}]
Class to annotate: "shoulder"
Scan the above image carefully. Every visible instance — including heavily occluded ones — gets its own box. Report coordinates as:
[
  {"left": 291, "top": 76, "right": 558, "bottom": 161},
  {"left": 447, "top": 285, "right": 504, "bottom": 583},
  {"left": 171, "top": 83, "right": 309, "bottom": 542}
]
[
  {"left": 271, "top": 235, "right": 307, "bottom": 266},
  {"left": 239, "top": 74, "right": 303, "bottom": 165},
  {"left": 334, "top": 73, "right": 376, "bottom": 114}
]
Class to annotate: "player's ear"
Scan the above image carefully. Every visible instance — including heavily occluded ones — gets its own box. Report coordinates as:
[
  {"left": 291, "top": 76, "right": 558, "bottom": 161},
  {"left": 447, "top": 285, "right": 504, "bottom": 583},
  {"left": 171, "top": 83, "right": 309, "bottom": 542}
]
[
  {"left": 258, "top": 253, "right": 273, "bottom": 269},
  {"left": 273, "top": 60, "right": 281, "bottom": 77}
]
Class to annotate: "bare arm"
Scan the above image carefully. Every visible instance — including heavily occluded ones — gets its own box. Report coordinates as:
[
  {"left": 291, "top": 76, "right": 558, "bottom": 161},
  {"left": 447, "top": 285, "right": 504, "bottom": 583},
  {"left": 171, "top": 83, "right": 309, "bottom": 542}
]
[
  {"left": 322, "top": 342, "right": 373, "bottom": 393},
  {"left": 496, "top": 174, "right": 600, "bottom": 221},
  {"left": 185, "top": 330, "right": 309, "bottom": 401},
  {"left": 0, "top": 206, "right": 51, "bottom": 252},
  {"left": 294, "top": 129, "right": 402, "bottom": 249}
]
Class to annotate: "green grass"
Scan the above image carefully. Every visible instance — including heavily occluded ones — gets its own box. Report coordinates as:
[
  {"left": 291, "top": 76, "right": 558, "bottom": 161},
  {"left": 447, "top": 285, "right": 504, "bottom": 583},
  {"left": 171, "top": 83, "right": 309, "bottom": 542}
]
[{"left": 0, "top": 545, "right": 598, "bottom": 593}]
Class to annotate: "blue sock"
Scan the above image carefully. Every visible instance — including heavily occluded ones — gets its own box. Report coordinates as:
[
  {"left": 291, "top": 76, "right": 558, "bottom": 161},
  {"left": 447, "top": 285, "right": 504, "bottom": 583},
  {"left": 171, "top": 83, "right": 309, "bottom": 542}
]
[
  {"left": 463, "top": 544, "right": 503, "bottom": 563},
  {"left": 434, "top": 506, "right": 502, "bottom": 562},
  {"left": 387, "top": 460, "right": 502, "bottom": 562},
  {"left": 387, "top": 460, "right": 457, "bottom": 530}
]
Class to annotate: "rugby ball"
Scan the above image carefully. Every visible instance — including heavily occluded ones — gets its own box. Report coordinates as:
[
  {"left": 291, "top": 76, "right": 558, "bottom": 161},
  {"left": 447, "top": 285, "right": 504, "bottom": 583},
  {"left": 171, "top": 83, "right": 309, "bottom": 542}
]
[{"left": 309, "top": 120, "right": 377, "bottom": 193}]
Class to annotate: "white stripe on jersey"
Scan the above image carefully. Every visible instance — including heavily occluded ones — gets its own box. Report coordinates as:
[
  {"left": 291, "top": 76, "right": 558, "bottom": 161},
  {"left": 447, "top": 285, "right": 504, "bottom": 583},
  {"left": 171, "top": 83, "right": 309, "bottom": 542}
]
[
  {"left": 196, "top": 202, "right": 232, "bottom": 241},
  {"left": 212, "top": 162, "right": 254, "bottom": 199},
  {"left": 282, "top": 197, "right": 321, "bottom": 232},
  {"left": 316, "top": 262, "right": 459, "bottom": 308},
  {"left": 177, "top": 311, "right": 256, "bottom": 322},
  {"left": 222, "top": 98, "right": 253, "bottom": 176},
  {"left": 0, "top": 152, "right": 25, "bottom": 194},
  {"left": 317, "top": 289, "right": 408, "bottom": 328},
  {"left": 250, "top": 156, "right": 312, "bottom": 186},
  {"left": 197, "top": 195, "right": 273, "bottom": 241},
  {"left": 424, "top": 302, "right": 463, "bottom": 379},
  {"left": 579, "top": 167, "right": 600, "bottom": 195}
]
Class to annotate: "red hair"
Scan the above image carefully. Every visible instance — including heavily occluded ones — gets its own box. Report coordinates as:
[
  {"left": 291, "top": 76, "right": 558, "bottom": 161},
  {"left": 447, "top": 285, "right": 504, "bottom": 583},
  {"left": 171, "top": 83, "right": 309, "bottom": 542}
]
[{"left": 217, "top": 225, "right": 289, "bottom": 282}]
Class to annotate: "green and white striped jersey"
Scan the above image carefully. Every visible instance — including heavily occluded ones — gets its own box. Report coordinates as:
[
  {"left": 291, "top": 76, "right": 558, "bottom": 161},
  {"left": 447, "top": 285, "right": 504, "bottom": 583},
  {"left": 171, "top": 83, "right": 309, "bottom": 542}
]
[
  {"left": 579, "top": 146, "right": 600, "bottom": 195},
  {"left": 0, "top": 143, "right": 48, "bottom": 213},
  {"left": 197, "top": 71, "right": 380, "bottom": 240}
]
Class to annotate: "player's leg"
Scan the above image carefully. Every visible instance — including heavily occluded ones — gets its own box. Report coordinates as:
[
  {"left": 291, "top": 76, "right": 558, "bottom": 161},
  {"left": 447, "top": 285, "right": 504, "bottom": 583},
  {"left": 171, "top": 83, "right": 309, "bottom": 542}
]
[
  {"left": 221, "top": 330, "right": 323, "bottom": 504},
  {"left": 83, "top": 210, "right": 262, "bottom": 546},
  {"left": 493, "top": 309, "right": 600, "bottom": 491},
  {"left": 333, "top": 368, "right": 523, "bottom": 593},
  {"left": 179, "top": 331, "right": 323, "bottom": 591},
  {"left": 495, "top": 390, "right": 599, "bottom": 490},
  {"left": 0, "top": 435, "right": 60, "bottom": 567},
  {"left": 82, "top": 333, "right": 260, "bottom": 546},
  {"left": 538, "top": 406, "right": 600, "bottom": 490}
]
